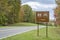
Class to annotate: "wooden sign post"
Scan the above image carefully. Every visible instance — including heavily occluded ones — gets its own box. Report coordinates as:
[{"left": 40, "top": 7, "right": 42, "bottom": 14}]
[{"left": 36, "top": 11, "right": 49, "bottom": 37}]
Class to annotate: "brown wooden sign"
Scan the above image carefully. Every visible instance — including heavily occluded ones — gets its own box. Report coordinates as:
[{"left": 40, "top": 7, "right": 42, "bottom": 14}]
[{"left": 36, "top": 11, "right": 49, "bottom": 23}]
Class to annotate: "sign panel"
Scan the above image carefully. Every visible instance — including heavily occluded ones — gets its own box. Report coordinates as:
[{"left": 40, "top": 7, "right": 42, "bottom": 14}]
[{"left": 36, "top": 11, "right": 49, "bottom": 23}]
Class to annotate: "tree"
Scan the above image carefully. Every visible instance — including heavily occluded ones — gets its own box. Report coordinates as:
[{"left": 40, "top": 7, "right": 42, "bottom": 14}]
[
  {"left": 54, "top": 0, "right": 60, "bottom": 26},
  {"left": 7, "top": 0, "right": 21, "bottom": 24},
  {"left": 54, "top": 6, "right": 60, "bottom": 26},
  {"left": 31, "top": 11, "right": 36, "bottom": 23},
  {"left": 0, "top": 0, "right": 21, "bottom": 25},
  {"left": 19, "top": 7, "right": 24, "bottom": 22},
  {"left": 0, "top": 0, "right": 8, "bottom": 25},
  {"left": 22, "top": 5, "right": 33, "bottom": 22}
]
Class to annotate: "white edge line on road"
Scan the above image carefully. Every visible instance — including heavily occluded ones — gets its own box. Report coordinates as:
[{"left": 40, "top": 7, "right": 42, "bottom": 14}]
[
  {"left": 0, "top": 29, "right": 33, "bottom": 39},
  {"left": 0, "top": 26, "right": 45, "bottom": 40}
]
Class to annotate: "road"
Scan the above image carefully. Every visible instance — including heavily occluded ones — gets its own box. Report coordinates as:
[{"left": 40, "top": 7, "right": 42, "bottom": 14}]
[{"left": 0, "top": 26, "right": 45, "bottom": 39}]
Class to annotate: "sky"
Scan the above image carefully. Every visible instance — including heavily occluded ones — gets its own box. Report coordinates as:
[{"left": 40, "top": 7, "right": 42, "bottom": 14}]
[{"left": 21, "top": 0, "right": 57, "bottom": 20}]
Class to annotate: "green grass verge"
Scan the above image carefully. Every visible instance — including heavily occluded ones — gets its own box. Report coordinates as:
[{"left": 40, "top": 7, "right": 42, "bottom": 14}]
[
  {"left": 0, "top": 26, "right": 8, "bottom": 28},
  {"left": 2, "top": 27, "right": 60, "bottom": 40},
  {"left": 0, "top": 22, "right": 37, "bottom": 27},
  {"left": 9, "top": 22, "right": 37, "bottom": 26}
]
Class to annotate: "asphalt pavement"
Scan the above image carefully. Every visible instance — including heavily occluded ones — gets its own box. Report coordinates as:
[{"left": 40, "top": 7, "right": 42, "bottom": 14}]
[{"left": 0, "top": 26, "right": 45, "bottom": 39}]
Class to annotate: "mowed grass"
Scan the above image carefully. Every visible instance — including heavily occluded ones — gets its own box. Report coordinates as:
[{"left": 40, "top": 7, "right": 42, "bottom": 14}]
[
  {"left": 9, "top": 22, "right": 37, "bottom": 26},
  {"left": 2, "top": 27, "right": 60, "bottom": 40},
  {"left": 0, "top": 26, "right": 8, "bottom": 28},
  {"left": 0, "top": 22, "right": 37, "bottom": 27}
]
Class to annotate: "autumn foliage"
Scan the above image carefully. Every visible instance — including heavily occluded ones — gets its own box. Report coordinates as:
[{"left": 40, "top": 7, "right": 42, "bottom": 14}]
[{"left": 54, "top": 5, "right": 60, "bottom": 25}]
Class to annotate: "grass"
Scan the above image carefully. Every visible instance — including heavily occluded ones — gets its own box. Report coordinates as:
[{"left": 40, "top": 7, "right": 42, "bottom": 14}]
[
  {"left": 1, "top": 26, "right": 60, "bottom": 40},
  {"left": 8, "top": 22, "right": 37, "bottom": 26},
  {"left": 0, "top": 26, "right": 8, "bottom": 28},
  {"left": 0, "top": 22, "right": 37, "bottom": 27}
]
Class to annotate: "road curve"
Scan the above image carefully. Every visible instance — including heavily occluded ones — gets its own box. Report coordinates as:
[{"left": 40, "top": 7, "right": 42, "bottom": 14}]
[{"left": 0, "top": 26, "right": 45, "bottom": 39}]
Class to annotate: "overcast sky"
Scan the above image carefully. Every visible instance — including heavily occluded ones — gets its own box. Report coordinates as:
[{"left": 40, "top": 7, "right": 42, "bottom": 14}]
[{"left": 21, "top": 0, "right": 57, "bottom": 20}]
